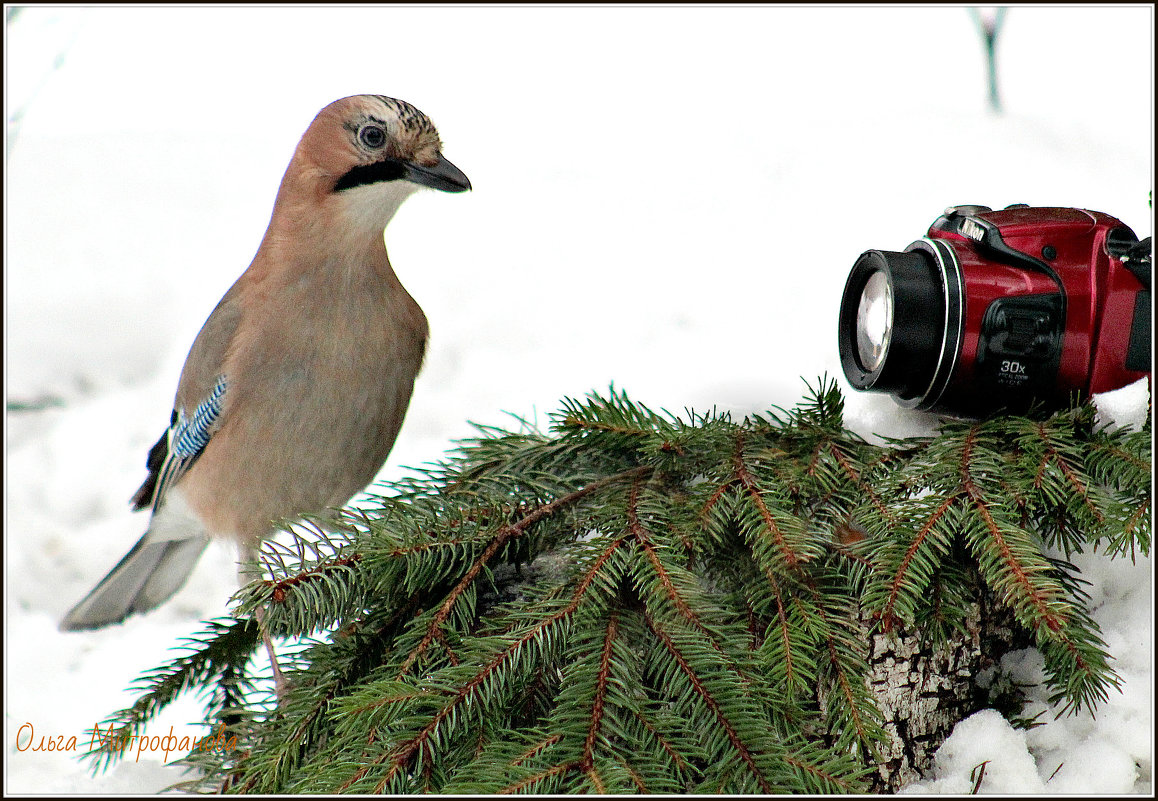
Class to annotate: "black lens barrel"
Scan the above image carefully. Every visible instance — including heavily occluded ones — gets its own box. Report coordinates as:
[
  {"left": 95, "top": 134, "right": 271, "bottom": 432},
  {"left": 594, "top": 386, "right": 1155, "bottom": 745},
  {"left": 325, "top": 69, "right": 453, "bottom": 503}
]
[{"left": 838, "top": 247, "right": 947, "bottom": 403}]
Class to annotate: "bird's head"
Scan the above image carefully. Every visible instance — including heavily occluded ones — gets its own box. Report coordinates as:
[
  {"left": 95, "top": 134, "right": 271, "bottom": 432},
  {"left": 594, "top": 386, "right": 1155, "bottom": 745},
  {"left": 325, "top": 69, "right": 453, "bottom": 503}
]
[{"left": 283, "top": 95, "right": 471, "bottom": 241}]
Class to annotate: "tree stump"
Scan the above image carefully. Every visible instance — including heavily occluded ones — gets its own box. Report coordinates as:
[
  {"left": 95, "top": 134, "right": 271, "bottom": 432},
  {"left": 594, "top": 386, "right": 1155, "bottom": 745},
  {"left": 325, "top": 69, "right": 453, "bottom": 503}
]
[{"left": 834, "top": 593, "right": 1031, "bottom": 793}]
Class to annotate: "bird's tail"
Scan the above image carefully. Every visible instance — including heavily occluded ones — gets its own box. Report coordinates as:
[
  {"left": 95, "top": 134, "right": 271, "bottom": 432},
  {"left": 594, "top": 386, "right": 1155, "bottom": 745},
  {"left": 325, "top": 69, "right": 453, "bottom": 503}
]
[{"left": 60, "top": 529, "right": 208, "bottom": 631}]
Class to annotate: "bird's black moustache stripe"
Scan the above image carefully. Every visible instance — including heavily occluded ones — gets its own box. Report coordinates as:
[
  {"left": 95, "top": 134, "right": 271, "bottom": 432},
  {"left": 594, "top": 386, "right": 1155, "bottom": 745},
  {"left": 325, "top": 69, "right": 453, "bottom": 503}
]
[{"left": 334, "top": 160, "right": 405, "bottom": 192}]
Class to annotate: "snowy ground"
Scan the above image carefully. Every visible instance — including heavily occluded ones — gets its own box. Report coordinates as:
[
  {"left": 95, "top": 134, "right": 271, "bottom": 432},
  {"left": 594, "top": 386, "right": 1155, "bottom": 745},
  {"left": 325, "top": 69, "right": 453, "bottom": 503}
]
[{"left": 4, "top": 5, "right": 1152, "bottom": 794}]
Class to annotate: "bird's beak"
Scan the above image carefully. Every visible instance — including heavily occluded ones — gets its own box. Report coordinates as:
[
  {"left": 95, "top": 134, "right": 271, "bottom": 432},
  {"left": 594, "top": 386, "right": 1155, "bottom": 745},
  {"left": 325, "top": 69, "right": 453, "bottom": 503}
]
[{"left": 401, "top": 155, "right": 472, "bottom": 193}]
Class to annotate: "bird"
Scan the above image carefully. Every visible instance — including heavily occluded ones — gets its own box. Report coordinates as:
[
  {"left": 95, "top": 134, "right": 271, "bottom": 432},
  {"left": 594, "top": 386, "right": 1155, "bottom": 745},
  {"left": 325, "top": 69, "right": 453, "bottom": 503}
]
[{"left": 60, "top": 95, "right": 471, "bottom": 658}]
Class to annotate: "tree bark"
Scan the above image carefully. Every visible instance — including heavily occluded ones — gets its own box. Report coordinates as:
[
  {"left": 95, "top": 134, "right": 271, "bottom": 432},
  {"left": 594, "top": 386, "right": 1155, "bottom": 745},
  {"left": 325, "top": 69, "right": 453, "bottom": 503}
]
[{"left": 850, "top": 593, "right": 1030, "bottom": 793}]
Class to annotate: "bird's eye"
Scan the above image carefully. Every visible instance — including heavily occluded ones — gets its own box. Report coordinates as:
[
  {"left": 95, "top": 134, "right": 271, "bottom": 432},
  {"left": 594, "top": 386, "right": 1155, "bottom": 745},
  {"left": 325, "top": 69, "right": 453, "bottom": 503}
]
[{"left": 359, "top": 125, "right": 387, "bottom": 148}]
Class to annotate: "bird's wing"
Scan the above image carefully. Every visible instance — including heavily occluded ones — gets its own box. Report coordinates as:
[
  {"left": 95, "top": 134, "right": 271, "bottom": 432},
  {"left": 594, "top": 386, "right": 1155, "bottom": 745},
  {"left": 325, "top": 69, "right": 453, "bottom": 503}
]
[
  {"left": 131, "top": 374, "right": 228, "bottom": 512},
  {"left": 131, "top": 282, "right": 245, "bottom": 512}
]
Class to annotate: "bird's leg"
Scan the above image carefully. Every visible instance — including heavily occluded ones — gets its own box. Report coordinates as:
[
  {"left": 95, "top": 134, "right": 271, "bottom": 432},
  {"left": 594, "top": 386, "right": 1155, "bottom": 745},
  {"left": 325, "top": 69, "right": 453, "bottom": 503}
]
[
  {"left": 239, "top": 546, "right": 287, "bottom": 701},
  {"left": 253, "top": 604, "right": 287, "bottom": 700}
]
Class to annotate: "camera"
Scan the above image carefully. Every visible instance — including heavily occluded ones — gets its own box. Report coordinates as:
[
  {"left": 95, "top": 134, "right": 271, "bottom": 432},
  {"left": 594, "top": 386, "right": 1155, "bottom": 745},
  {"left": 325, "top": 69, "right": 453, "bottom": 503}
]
[{"left": 838, "top": 205, "right": 1151, "bottom": 417}]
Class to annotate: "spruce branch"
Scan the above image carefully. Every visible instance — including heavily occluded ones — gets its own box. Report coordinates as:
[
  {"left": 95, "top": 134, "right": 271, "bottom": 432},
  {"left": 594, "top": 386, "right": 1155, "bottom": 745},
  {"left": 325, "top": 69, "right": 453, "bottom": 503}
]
[
  {"left": 86, "top": 378, "right": 1150, "bottom": 792},
  {"left": 82, "top": 617, "right": 261, "bottom": 774},
  {"left": 396, "top": 465, "right": 652, "bottom": 676}
]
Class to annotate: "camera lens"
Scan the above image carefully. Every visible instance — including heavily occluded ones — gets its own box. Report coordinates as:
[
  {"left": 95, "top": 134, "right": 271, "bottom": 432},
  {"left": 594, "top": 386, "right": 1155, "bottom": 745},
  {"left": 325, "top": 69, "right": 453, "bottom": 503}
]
[
  {"left": 838, "top": 241, "right": 963, "bottom": 409},
  {"left": 855, "top": 270, "right": 893, "bottom": 372}
]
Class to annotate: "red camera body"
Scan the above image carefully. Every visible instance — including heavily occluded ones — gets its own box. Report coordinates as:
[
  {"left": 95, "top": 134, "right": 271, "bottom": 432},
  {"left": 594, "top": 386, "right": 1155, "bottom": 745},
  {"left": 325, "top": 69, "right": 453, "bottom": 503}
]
[{"left": 839, "top": 205, "right": 1151, "bottom": 417}]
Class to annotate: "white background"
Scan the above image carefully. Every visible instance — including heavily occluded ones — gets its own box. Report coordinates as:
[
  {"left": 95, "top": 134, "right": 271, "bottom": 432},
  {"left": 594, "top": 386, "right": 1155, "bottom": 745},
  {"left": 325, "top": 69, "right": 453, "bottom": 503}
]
[{"left": 5, "top": 5, "right": 1153, "bottom": 793}]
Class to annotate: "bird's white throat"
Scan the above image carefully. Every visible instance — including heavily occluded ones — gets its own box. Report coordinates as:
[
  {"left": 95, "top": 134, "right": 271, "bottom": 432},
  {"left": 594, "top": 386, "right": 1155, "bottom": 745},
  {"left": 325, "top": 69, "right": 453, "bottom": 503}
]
[{"left": 337, "top": 179, "right": 422, "bottom": 242}]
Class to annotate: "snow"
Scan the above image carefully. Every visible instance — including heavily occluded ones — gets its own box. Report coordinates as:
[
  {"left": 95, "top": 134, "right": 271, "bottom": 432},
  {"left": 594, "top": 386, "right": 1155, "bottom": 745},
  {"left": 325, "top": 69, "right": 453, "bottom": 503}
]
[
  {"left": 4, "top": 5, "right": 1152, "bottom": 794},
  {"left": 898, "top": 708, "right": 1050, "bottom": 795}
]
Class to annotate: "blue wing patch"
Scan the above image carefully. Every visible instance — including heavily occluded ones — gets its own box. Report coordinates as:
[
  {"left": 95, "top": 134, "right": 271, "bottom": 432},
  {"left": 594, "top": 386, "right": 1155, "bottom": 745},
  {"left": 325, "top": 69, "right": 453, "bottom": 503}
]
[
  {"left": 171, "top": 375, "right": 227, "bottom": 458},
  {"left": 131, "top": 375, "right": 228, "bottom": 513}
]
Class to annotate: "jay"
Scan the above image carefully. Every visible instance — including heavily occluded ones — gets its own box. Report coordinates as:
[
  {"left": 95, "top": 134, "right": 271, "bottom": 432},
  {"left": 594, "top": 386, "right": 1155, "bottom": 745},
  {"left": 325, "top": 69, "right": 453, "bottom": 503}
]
[{"left": 61, "top": 95, "right": 470, "bottom": 639}]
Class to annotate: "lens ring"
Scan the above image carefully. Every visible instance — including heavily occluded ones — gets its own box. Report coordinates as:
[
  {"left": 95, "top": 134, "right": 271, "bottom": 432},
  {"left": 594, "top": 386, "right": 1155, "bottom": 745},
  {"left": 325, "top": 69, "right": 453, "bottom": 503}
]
[{"left": 903, "top": 239, "right": 964, "bottom": 411}]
